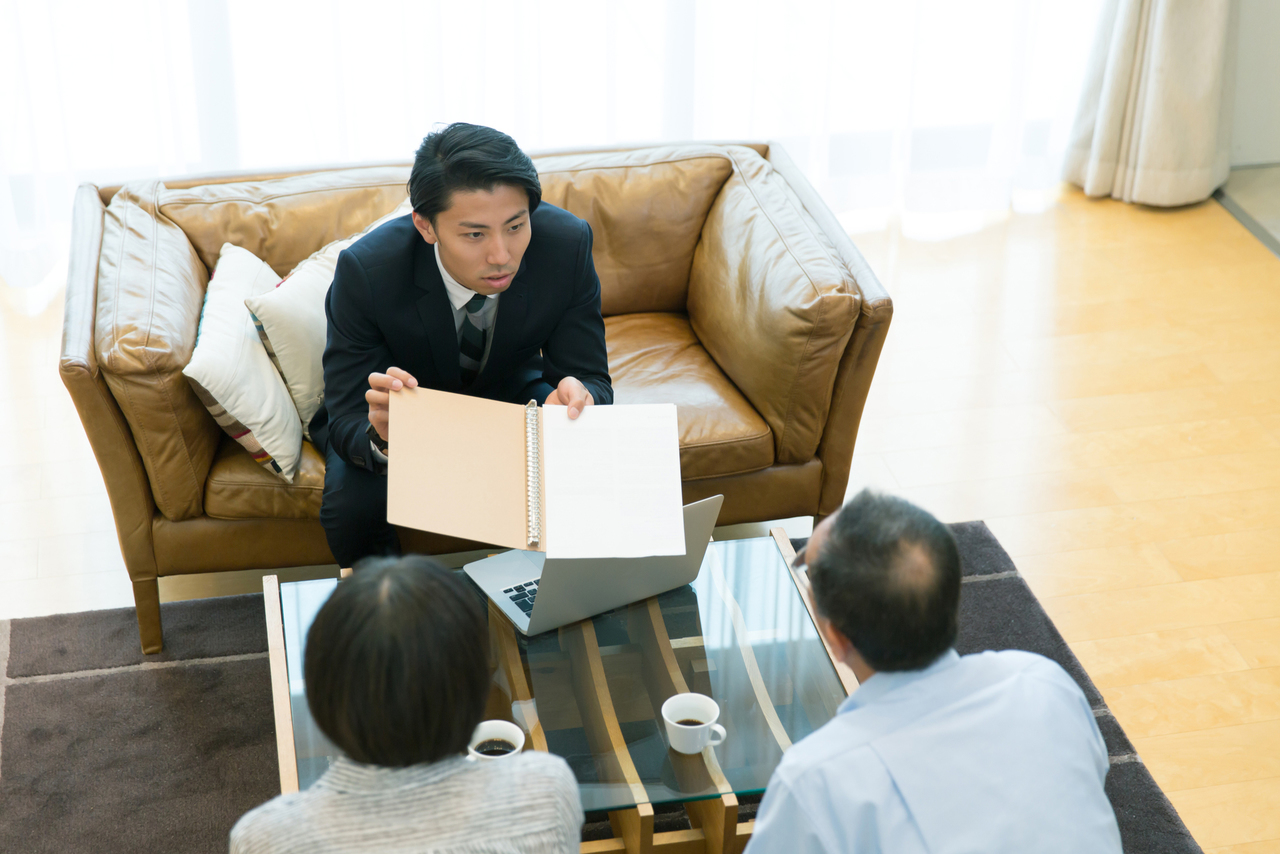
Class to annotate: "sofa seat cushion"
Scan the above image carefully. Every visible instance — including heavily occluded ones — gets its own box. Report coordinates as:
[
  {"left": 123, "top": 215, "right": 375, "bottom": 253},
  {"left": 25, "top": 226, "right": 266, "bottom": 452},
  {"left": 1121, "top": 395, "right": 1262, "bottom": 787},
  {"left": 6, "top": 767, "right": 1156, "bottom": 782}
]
[
  {"left": 605, "top": 313, "right": 773, "bottom": 480},
  {"left": 204, "top": 435, "right": 324, "bottom": 520},
  {"left": 206, "top": 312, "right": 773, "bottom": 517}
]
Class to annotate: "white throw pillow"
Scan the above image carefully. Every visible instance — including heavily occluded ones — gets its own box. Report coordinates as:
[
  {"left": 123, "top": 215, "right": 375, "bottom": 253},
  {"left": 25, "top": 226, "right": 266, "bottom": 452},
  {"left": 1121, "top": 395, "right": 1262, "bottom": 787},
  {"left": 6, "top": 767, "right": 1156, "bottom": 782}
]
[
  {"left": 245, "top": 198, "right": 413, "bottom": 434},
  {"left": 184, "top": 244, "right": 303, "bottom": 481}
]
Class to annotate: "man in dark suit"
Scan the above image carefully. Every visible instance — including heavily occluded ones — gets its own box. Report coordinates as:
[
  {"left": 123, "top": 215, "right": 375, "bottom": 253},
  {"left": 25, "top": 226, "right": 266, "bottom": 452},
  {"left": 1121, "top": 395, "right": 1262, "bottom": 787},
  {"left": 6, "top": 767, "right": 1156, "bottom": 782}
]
[{"left": 310, "top": 123, "right": 613, "bottom": 567}]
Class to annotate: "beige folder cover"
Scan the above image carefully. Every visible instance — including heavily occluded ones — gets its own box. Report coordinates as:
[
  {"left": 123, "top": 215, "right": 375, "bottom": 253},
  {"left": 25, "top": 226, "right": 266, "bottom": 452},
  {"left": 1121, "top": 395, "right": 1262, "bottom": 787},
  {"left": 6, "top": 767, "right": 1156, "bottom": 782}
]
[{"left": 386, "top": 388, "right": 546, "bottom": 551}]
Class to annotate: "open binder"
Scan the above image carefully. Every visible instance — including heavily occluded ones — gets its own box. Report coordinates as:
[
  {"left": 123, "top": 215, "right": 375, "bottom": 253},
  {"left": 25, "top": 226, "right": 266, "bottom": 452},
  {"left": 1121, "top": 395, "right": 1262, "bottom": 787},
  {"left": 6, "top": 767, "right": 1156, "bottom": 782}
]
[{"left": 386, "top": 388, "right": 685, "bottom": 558}]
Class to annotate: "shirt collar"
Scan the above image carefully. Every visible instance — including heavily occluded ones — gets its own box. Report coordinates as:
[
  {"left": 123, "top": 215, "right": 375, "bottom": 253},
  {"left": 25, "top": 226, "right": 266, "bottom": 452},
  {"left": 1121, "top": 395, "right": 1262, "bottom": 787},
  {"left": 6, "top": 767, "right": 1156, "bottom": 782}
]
[
  {"left": 316, "top": 754, "right": 472, "bottom": 794},
  {"left": 435, "top": 242, "right": 497, "bottom": 311},
  {"left": 838, "top": 648, "right": 961, "bottom": 714}
]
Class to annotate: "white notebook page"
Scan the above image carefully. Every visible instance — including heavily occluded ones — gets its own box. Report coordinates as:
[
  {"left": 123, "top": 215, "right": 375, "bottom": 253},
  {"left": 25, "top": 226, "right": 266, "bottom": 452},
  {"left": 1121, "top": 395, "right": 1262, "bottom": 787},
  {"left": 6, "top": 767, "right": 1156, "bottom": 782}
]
[{"left": 541, "top": 403, "right": 686, "bottom": 559}]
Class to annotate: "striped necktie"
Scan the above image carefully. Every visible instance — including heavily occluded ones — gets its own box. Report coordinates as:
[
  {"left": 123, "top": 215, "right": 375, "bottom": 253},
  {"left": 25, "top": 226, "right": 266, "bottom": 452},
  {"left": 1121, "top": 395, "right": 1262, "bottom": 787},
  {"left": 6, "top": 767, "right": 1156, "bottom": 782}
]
[{"left": 458, "top": 293, "right": 488, "bottom": 385}]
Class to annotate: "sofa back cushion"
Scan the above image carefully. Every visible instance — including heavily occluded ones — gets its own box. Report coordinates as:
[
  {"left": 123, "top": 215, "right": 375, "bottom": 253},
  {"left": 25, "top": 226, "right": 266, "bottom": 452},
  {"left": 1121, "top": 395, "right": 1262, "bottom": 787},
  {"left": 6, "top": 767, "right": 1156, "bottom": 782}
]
[
  {"left": 96, "top": 181, "right": 222, "bottom": 520},
  {"left": 161, "top": 152, "right": 732, "bottom": 314},
  {"left": 534, "top": 147, "right": 733, "bottom": 316},
  {"left": 688, "top": 147, "right": 862, "bottom": 465},
  {"left": 159, "top": 166, "right": 411, "bottom": 277}
]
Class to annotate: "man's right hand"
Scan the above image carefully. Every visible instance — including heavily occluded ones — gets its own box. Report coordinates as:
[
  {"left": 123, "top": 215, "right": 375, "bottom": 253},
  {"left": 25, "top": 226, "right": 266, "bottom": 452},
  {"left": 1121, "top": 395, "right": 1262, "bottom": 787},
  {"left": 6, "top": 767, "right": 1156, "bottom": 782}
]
[{"left": 366, "top": 367, "right": 418, "bottom": 443}]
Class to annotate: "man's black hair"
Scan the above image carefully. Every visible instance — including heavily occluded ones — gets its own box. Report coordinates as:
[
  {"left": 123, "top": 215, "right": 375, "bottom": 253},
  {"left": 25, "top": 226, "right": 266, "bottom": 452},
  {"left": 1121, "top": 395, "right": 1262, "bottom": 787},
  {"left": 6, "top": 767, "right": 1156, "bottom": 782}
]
[
  {"left": 304, "top": 555, "right": 489, "bottom": 766},
  {"left": 809, "top": 489, "right": 961, "bottom": 672},
  {"left": 408, "top": 122, "right": 541, "bottom": 224}
]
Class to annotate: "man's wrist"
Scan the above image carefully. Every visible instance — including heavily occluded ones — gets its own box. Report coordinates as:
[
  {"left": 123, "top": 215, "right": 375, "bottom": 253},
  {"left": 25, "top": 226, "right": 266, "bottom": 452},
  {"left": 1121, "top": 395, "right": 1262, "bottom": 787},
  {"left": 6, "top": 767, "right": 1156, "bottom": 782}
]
[{"left": 366, "top": 421, "right": 389, "bottom": 454}]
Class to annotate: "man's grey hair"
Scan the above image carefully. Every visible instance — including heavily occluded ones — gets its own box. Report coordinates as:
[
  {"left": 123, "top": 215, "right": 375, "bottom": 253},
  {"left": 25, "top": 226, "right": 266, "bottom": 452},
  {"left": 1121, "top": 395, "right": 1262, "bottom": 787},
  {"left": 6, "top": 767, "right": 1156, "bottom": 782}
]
[{"left": 809, "top": 489, "right": 961, "bottom": 671}]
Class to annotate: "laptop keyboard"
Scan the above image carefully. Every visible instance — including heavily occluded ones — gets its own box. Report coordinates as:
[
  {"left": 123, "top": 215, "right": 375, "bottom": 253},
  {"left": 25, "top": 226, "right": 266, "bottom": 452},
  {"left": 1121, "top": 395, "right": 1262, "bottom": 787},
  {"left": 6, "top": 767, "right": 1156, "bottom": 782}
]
[{"left": 501, "top": 579, "right": 539, "bottom": 617}]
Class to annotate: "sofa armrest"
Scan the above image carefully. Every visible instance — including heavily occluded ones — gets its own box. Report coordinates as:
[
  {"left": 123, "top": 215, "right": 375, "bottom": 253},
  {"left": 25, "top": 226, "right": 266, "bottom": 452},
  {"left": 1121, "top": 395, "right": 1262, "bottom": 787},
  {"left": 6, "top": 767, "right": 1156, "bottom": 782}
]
[
  {"left": 762, "top": 145, "right": 893, "bottom": 516},
  {"left": 687, "top": 147, "right": 863, "bottom": 466},
  {"left": 95, "top": 181, "right": 221, "bottom": 520},
  {"left": 60, "top": 183, "right": 160, "bottom": 584}
]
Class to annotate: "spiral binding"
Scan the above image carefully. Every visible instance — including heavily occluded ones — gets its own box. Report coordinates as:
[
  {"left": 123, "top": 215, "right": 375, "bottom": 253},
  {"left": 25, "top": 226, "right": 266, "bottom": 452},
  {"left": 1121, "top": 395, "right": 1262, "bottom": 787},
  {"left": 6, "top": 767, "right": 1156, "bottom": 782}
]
[{"left": 525, "top": 400, "right": 541, "bottom": 548}]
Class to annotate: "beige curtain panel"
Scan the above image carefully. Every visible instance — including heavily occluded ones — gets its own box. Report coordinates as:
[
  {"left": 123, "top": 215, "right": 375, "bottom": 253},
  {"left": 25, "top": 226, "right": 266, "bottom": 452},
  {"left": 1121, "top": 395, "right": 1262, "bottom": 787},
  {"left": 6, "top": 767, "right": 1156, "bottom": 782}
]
[{"left": 1064, "top": 0, "right": 1235, "bottom": 207}]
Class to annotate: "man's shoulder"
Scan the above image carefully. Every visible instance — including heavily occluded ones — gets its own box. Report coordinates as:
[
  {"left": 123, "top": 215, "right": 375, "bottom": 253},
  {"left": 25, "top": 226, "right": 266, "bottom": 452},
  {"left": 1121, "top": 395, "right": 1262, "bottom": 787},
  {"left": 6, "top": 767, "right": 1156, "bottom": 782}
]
[
  {"left": 904, "top": 650, "right": 1088, "bottom": 717},
  {"left": 344, "top": 214, "right": 419, "bottom": 270},
  {"left": 778, "top": 652, "right": 1079, "bottom": 774},
  {"left": 956, "top": 649, "right": 1081, "bottom": 693},
  {"left": 530, "top": 201, "right": 588, "bottom": 246},
  {"left": 773, "top": 714, "right": 882, "bottom": 786},
  {"left": 770, "top": 728, "right": 890, "bottom": 814}
]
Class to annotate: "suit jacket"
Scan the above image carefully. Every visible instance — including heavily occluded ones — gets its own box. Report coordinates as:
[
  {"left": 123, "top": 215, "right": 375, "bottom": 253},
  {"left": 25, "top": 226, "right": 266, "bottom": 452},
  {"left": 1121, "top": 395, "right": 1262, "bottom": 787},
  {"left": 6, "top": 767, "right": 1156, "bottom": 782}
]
[{"left": 310, "top": 202, "right": 614, "bottom": 471}]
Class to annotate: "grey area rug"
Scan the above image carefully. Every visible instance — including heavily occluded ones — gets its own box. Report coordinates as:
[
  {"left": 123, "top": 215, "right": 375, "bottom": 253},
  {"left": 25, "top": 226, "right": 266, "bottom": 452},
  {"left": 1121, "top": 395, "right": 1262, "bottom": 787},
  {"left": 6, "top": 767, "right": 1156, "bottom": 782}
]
[
  {"left": 0, "top": 523, "right": 1201, "bottom": 853},
  {"left": 0, "top": 595, "right": 275, "bottom": 854}
]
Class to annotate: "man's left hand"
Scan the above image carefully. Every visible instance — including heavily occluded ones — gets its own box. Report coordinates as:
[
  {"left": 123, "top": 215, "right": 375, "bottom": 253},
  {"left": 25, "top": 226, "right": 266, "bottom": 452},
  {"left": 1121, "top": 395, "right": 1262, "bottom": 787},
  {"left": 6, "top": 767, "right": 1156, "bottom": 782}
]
[{"left": 545, "top": 377, "right": 594, "bottom": 419}]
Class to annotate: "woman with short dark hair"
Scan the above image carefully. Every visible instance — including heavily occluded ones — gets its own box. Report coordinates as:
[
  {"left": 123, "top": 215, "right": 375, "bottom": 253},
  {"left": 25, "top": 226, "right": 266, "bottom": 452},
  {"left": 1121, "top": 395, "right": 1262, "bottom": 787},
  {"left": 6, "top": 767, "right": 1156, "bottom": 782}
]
[{"left": 230, "top": 556, "right": 583, "bottom": 853}]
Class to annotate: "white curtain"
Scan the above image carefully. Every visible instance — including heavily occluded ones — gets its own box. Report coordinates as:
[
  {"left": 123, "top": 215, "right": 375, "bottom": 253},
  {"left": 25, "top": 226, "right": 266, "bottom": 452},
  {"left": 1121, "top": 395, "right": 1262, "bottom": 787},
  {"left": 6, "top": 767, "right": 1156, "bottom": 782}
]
[
  {"left": 1063, "top": 0, "right": 1236, "bottom": 206},
  {"left": 1, "top": 0, "right": 1103, "bottom": 304}
]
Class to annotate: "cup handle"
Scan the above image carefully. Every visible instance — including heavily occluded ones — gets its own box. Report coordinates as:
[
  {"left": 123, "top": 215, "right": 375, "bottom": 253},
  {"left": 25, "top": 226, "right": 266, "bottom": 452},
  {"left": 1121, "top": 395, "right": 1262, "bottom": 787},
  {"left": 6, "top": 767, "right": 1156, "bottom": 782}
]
[{"left": 707, "top": 724, "right": 726, "bottom": 748}]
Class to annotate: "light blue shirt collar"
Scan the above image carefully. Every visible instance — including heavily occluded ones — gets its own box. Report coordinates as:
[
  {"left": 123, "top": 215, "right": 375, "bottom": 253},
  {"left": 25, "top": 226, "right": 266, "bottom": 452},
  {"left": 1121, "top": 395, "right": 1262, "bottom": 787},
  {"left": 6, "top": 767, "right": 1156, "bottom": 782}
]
[{"left": 838, "top": 648, "right": 961, "bottom": 714}]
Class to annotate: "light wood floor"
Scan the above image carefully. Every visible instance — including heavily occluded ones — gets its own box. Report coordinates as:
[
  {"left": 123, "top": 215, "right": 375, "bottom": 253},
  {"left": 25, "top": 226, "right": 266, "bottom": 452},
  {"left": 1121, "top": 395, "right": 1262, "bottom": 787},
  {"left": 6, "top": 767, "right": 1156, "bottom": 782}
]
[
  {"left": 846, "top": 188, "right": 1280, "bottom": 853},
  {"left": 2, "top": 185, "right": 1278, "bottom": 849}
]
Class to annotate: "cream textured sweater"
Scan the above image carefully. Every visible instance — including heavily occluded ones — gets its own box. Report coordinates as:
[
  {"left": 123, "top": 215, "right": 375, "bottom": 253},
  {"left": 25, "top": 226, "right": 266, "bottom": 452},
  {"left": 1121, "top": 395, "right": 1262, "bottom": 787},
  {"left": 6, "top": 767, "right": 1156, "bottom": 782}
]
[{"left": 230, "top": 751, "right": 583, "bottom": 854}]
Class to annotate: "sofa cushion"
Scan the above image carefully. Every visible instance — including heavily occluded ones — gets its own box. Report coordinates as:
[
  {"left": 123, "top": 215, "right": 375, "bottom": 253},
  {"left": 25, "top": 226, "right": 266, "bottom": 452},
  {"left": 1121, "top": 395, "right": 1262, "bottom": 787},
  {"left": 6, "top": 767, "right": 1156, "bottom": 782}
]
[
  {"left": 535, "top": 147, "right": 733, "bottom": 317},
  {"left": 184, "top": 244, "right": 302, "bottom": 481},
  {"left": 204, "top": 435, "right": 324, "bottom": 520},
  {"left": 605, "top": 313, "right": 773, "bottom": 480},
  {"left": 688, "top": 147, "right": 862, "bottom": 465},
  {"left": 158, "top": 166, "right": 410, "bottom": 277},
  {"left": 96, "top": 181, "right": 222, "bottom": 521},
  {"left": 245, "top": 199, "right": 413, "bottom": 434}
]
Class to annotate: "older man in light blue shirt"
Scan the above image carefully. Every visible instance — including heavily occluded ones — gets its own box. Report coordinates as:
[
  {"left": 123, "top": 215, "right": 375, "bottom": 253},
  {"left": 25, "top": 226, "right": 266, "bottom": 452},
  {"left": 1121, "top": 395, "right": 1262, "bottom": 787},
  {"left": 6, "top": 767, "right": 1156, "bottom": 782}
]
[{"left": 747, "top": 490, "right": 1121, "bottom": 854}]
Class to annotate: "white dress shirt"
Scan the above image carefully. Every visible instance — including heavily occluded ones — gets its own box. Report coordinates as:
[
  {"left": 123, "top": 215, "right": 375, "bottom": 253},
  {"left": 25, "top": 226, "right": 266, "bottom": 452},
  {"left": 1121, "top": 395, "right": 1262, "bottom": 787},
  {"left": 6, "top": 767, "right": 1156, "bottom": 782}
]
[
  {"left": 370, "top": 244, "right": 499, "bottom": 464},
  {"left": 746, "top": 649, "right": 1122, "bottom": 854},
  {"left": 435, "top": 242, "right": 499, "bottom": 339}
]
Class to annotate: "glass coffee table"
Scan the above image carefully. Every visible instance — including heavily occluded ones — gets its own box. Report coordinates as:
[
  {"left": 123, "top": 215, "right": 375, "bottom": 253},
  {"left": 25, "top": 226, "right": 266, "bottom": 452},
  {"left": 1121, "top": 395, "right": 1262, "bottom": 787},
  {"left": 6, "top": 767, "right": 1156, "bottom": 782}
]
[{"left": 263, "top": 530, "right": 857, "bottom": 854}]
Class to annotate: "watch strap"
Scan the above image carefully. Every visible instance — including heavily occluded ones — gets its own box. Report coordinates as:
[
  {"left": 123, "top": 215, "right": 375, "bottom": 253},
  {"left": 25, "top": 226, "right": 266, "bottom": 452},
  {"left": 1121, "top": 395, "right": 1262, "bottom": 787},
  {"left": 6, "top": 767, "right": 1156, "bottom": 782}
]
[{"left": 366, "top": 421, "right": 389, "bottom": 453}]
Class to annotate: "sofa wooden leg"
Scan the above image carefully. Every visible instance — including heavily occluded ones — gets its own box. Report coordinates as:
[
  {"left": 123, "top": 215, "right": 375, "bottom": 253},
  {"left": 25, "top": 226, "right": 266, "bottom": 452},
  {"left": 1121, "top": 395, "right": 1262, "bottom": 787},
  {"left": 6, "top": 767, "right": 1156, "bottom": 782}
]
[{"left": 133, "top": 577, "right": 163, "bottom": 654}]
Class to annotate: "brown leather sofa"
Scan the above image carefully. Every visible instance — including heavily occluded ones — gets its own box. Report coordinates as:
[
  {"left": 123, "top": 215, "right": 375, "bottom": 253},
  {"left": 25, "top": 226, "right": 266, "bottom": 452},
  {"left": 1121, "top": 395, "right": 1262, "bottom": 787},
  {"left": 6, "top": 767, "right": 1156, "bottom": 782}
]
[{"left": 60, "top": 142, "right": 891, "bottom": 653}]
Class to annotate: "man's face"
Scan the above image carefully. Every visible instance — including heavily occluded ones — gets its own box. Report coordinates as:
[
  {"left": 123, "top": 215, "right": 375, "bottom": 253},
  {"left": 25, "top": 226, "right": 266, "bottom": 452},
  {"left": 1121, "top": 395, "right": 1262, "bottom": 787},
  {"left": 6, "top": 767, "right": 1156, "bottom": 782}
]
[{"left": 412, "top": 183, "right": 532, "bottom": 296}]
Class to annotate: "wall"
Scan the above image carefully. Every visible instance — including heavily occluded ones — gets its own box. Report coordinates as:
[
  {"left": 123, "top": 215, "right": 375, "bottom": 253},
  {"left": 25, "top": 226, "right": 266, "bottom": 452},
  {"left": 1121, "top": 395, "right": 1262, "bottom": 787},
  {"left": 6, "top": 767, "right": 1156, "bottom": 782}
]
[{"left": 1232, "top": 0, "right": 1280, "bottom": 166}]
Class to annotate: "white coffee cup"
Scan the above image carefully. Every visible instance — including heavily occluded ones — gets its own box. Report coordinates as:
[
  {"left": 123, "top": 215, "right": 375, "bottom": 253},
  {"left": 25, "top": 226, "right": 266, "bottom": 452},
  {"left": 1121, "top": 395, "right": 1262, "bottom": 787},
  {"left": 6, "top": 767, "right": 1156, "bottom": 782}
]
[
  {"left": 467, "top": 719, "right": 526, "bottom": 761},
  {"left": 661, "top": 693, "right": 727, "bottom": 755}
]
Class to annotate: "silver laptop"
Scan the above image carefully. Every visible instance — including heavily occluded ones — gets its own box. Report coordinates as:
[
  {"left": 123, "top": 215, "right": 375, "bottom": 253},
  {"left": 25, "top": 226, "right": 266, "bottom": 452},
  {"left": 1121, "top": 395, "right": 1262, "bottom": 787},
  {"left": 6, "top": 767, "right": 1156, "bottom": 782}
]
[{"left": 464, "top": 495, "right": 724, "bottom": 635}]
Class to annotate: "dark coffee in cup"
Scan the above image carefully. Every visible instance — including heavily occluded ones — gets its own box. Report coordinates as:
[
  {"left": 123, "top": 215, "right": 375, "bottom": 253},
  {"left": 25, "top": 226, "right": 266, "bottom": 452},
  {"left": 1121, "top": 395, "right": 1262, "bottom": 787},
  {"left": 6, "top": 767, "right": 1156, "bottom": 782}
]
[
  {"left": 676, "top": 718, "right": 705, "bottom": 727},
  {"left": 476, "top": 738, "right": 516, "bottom": 756}
]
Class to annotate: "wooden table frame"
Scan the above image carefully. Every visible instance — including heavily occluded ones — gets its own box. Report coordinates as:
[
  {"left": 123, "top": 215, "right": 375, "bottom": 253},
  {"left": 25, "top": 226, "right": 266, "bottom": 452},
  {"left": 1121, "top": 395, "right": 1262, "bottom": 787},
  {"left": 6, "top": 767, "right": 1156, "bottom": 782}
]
[{"left": 263, "top": 530, "right": 854, "bottom": 854}]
